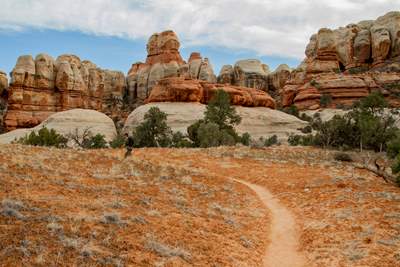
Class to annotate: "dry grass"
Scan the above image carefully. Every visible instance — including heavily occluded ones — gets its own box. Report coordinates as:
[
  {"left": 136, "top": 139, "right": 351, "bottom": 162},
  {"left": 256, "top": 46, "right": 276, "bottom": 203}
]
[{"left": 0, "top": 144, "right": 268, "bottom": 266}]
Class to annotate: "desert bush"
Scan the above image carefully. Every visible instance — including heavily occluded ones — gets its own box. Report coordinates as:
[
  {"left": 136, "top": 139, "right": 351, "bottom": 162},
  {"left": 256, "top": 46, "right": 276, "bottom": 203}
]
[
  {"left": 348, "top": 66, "right": 369, "bottom": 74},
  {"left": 288, "top": 134, "right": 315, "bottom": 146},
  {"left": 86, "top": 134, "right": 108, "bottom": 149},
  {"left": 171, "top": 131, "right": 192, "bottom": 148},
  {"left": 333, "top": 152, "right": 353, "bottom": 162},
  {"left": 145, "top": 234, "right": 191, "bottom": 261},
  {"left": 240, "top": 132, "right": 251, "bottom": 146},
  {"left": 387, "top": 136, "right": 400, "bottom": 158},
  {"left": 283, "top": 105, "right": 299, "bottom": 117},
  {"left": 320, "top": 93, "right": 333, "bottom": 108},
  {"left": 109, "top": 134, "right": 126, "bottom": 148},
  {"left": 264, "top": 135, "right": 279, "bottom": 147},
  {"left": 67, "top": 128, "right": 108, "bottom": 149},
  {"left": 288, "top": 134, "right": 302, "bottom": 146},
  {"left": 101, "top": 212, "right": 122, "bottom": 225},
  {"left": 391, "top": 155, "right": 400, "bottom": 186},
  {"left": 299, "top": 125, "right": 312, "bottom": 134},
  {"left": 187, "top": 90, "right": 242, "bottom": 148},
  {"left": 299, "top": 113, "right": 313, "bottom": 122},
  {"left": 17, "top": 127, "right": 68, "bottom": 148},
  {"left": 310, "top": 79, "right": 321, "bottom": 89},
  {"left": 197, "top": 122, "right": 222, "bottom": 148},
  {"left": 132, "top": 107, "right": 173, "bottom": 147},
  {"left": 295, "top": 92, "right": 399, "bottom": 152}
]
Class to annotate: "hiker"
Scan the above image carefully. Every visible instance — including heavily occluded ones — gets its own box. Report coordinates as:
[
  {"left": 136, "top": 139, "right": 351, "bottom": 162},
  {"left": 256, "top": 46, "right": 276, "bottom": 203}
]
[{"left": 124, "top": 133, "right": 134, "bottom": 159}]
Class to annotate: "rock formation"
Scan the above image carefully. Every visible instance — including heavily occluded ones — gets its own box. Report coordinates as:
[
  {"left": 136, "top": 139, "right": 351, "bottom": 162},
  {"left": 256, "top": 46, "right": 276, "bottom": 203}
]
[
  {"left": 282, "top": 11, "right": 400, "bottom": 110},
  {"left": 123, "top": 102, "right": 307, "bottom": 140},
  {"left": 0, "top": 109, "right": 117, "bottom": 144},
  {"left": 126, "top": 30, "right": 217, "bottom": 103},
  {"left": 218, "top": 59, "right": 270, "bottom": 90},
  {"left": 4, "top": 54, "right": 126, "bottom": 130},
  {"left": 217, "top": 60, "right": 292, "bottom": 102},
  {"left": 0, "top": 71, "right": 8, "bottom": 132},
  {"left": 146, "top": 77, "right": 276, "bottom": 108},
  {"left": 0, "top": 71, "right": 8, "bottom": 96}
]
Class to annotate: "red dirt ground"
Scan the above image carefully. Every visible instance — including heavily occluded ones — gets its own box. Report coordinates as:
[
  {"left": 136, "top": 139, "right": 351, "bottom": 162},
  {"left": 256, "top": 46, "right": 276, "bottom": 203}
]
[{"left": 1, "top": 144, "right": 400, "bottom": 266}]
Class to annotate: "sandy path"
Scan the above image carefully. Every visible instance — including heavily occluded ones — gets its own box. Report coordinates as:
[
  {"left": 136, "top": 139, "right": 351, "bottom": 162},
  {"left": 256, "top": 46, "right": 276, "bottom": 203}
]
[{"left": 234, "top": 179, "right": 307, "bottom": 267}]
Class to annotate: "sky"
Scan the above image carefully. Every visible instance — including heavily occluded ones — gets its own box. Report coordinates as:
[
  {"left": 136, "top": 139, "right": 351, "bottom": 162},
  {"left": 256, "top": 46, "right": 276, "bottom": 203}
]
[{"left": 0, "top": 0, "right": 399, "bottom": 76}]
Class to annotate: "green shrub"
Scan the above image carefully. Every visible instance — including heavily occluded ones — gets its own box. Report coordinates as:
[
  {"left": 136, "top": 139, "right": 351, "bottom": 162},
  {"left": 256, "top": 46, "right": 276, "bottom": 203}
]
[
  {"left": 320, "top": 93, "right": 333, "bottom": 108},
  {"left": 299, "top": 125, "right": 312, "bottom": 134},
  {"left": 83, "top": 134, "right": 108, "bottom": 149},
  {"left": 17, "top": 127, "right": 67, "bottom": 148},
  {"left": 197, "top": 122, "right": 222, "bottom": 148},
  {"left": 299, "top": 113, "right": 313, "bottom": 122},
  {"left": 264, "top": 135, "right": 279, "bottom": 147},
  {"left": 333, "top": 152, "right": 353, "bottom": 162},
  {"left": 109, "top": 134, "right": 126, "bottom": 148},
  {"left": 310, "top": 79, "right": 320, "bottom": 89},
  {"left": 391, "top": 155, "right": 400, "bottom": 186},
  {"left": 289, "top": 92, "right": 399, "bottom": 153},
  {"left": 240, "top": 132, "right": 251, "bottom": 146},
  {"left": 68, "top": 128, "right": 108, "bottom": 149},
  {"left": 133, "top": 107, "right": 172, "bottom": 147},
  {"left": 171, "top": 132, "right": 192, "bottom": 148},
  {"left": 187, "top": 120, "right": 204, "bottom": 147},
  {"left": 288, "top": 134, "right": 302, "bottom": 146},
  {"left": 284, "top": 105, "right": 299, "bottom": 117},
  {"left": 187, "top": 90, "right": 242, "bottom": 148},
  {"left": 348, "top": 66, "right": 369, "bottom": 74},
  {"left": 387, "top": 136, "right": 400, "bottom": 159}
]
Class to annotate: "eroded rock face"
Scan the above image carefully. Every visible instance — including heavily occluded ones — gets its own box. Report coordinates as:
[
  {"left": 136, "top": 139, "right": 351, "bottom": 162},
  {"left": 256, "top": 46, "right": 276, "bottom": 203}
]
[
  {"left": 127, "top": 31, "right": 216, "bottom": 103},
  {"left": 217, "top": 60, "right": 292, "bottom": 104},
  {"left": 281, "top": 11, "right": 400, "bottom": 110},
  {"left": 146, "top": 77, "right": 276, "bottom": 109},
  {"left": 233, "top": 59, "right": 270, "bottom": 90},
  {"left": 0, "top": 71, "right": 7, "bottom": 96},
  {"left": 4, "top": 54, "right": 126, "bottom": 130}
]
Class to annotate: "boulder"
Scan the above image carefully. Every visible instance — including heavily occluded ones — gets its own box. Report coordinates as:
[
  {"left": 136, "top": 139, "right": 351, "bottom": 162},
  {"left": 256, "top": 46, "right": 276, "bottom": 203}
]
[
  {"left": 233, "top": 59, "right": 270, "bottom": 90},
  {"left": 122, "top": 102, "right": 307, "bottom": 141},
  {"left": 0, "top": 109, "right": 117, "bottom": 144}
]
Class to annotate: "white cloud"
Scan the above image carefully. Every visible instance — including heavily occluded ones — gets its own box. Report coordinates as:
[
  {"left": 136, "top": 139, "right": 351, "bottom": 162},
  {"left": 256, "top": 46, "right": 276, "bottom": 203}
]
[{"left": 0, "top": 0, "right": 399, "bottom": 59}]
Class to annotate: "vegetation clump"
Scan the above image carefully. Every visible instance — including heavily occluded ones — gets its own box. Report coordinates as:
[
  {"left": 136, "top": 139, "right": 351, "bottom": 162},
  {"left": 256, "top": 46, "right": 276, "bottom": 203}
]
[
  {"left": 333, "top": 152, "right": 353, "bottom": 162},
  {"left": 17, "top": 127, "right": 68, "bottom": 148},
  {"left": 187, "top": 90, "right": 246, "bottom": 148}
]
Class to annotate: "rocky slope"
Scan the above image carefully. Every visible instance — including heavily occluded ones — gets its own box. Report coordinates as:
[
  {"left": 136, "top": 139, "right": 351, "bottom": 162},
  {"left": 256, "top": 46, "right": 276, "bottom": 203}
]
[
  {"left": 126, "top": 30, "right": 217, "bottom": 103},
  {"left": 123, "top": 102, "right": 306, "bottom": 140},
  {"left": 282, "top": 11, "right": 400, "bottom": 110},
  {"left": 4, "top": 54, "right": 126, "bottom": 131}
]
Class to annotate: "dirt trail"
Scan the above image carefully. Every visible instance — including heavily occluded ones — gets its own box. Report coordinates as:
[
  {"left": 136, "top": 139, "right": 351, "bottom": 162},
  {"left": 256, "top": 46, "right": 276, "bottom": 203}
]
[{"left": 234, "top": 179, "right": 307, "bottom": 267}]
